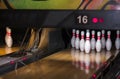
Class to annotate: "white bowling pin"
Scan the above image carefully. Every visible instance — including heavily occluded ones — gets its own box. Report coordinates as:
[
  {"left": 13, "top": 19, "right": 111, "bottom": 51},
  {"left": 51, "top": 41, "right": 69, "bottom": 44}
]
[
  {"left": 85, "top": 32, "right": 91, "bottom": 53},
  {"left": 106, "top": 31, "right": 112, "bottom": 51},
  {"left": 96, "top": 32, "right": 101, "bottom": 52},
  {"left": 80, "top": 31, "right": 85, "bottom": 51},
  {"left": 101, "top": 30, "right": 106, "bottom": 49},
  {"left": 71, "top": 29, "right": 76, "bottom": 48},
  {"left": 86, "top": 29, "right": 90, "bottom": 32},
  {"left": 75, "top": 30, "right": 80, "bottom": 50},
  {"left": 5, "top": 27, "right": 13, "bottom": 48},
  {"left": 115, "top": 30, "right": 120, "bottom": 50},
  {"left": 91, "top": 30, "right": 96, "bottom": 50}
]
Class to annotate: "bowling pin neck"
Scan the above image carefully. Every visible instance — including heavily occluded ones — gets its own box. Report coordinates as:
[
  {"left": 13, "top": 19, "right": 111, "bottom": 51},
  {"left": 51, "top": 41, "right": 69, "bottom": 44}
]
[
  {"left": 102, "top": 30, "right": 105, "bottom": 34},
  {"left": 85, "top": 66, "right": 90, "bottom": 69},
  {"left": 107, "top": 31, "right": 111, "bottom": 39},
  {"left": 86, "top": 37, "right": 90, "bottom": 40},
  {"left": 72, "top": 33, "right": 75, "bottom": 36},
  {"left": 96, "top": 64, "right": 100, "bottom": 69},
  {"left": 92, "top": 34, "right": 95, "bottom": 38},
  {"left": 102, "top": 34, "right": 105, "bottom": 37},
  {"left": 117, "top": 34, "right": 119, "bottom": 38},
  {"left": 6, "top": 32, "right": 11, "bottom": 36},
  {"left": 81, "top": 35, "right": 84, "bottom": 39},
  {"left": 76, "top": 34, "right": 79, "bottom": 38},
  {"left": 107, "top": 34, "right": 111, "bottom": 39},
  {"left": 97, "top": 36, "right": 101, "bottom": 40},
  {"left": 86, "top": 32, "right": 90, "bottom": 40}
]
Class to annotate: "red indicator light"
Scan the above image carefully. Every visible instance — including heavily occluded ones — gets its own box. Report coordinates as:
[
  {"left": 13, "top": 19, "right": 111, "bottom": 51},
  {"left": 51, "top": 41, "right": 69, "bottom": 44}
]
[
  {"left": 92, "top": 18, "right": 98, "bottom": 23},
  {"left": 104, "top": 62, "right": 107, "bottom": 65},
  {"left": 10, "top": 61, "right": 15, "bottom": 65},
  {"left": 92, "top": 74, "right": 96, "bottom": 78},
  {"left": 117, "top": 76, "right": 120, "bottom": 79},
  {"left": 22, "top": 57, "right": 27, "bottom": 61},
  {"left": 99, "top": 18, "right": 104, "bottom": 23}
]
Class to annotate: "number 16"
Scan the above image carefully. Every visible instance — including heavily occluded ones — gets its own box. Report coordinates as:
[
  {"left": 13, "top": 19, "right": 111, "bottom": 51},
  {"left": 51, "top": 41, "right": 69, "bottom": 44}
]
[{"left": 77, "top": 15, "right": 88, "bottom": 24}]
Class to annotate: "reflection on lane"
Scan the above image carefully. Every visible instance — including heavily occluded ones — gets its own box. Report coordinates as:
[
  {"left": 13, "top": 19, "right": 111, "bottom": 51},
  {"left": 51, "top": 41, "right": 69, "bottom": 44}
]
[
  {"left": 79, "top": 51, "right": 84, "bottom": 70},
  {"left": 95, "top": 52, "right": 101, "bottom": 70},
  {"left": 105, "top": 51, "right": 111, "bottom": 60},
  {"left": 0, "top": 48, "right": 119, "bottom": 79},
  {"left": 71, "top": 49, "right": 113, "bottom": 74},
  {"left": 90, "top": 50, "right": 95, "bottom": 69},
  {"left": 84, "top": 53, "right": 90, "bottom": 74},
  {"left": 101, "top": 50, "right": 106, "bottom": 65},
  {"left": 0, "top": 46, "right": 19, "bottom": 56},
  {"left": 5, "top": 47, "right": 12, "bottom": 54},
  {"left": 115, "top": 50, "right": 119, "bottom": 57}
]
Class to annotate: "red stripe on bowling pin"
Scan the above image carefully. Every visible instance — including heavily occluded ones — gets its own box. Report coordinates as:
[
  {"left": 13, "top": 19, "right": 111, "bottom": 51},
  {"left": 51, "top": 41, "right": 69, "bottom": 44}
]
[
  {"left": 102, "top": 34, "right": 104, "bottom": 37},
  {"left": 85, "top": 66, "right": 90, "bottom": 69},
  {"left": 76, "top": 34, "right": 79, "bottom": 38},
  {"left": 86, "top": 37, "right": 90, "bottom": 40},
  {"left": 117, "top": 34, "right": 119, "bottom": 38},
  {"left": 108, "top": 35, "right": 110, "bottom": 38},
  {"left": 92, "top": 35, "right": 95, "bottom": 38},
  {"left": 7, "top": 32, "right": 11, "bottom": 36},
  {"left": 98, "top": 36, "right": 100, "bottom": 40},
  {"left": 81, "top": 35, "right": 84, "bottom": 39},
  {"left": 73, "top": 33, "right": 75, "bottom": 36}
]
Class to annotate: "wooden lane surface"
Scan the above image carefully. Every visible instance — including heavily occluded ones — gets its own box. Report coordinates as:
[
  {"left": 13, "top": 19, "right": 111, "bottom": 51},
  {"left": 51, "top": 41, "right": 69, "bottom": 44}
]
[
  {"left": 0, "top": 49, "right": 119, "bottom": 79},
  {"left": 0, "top": 46, "right": 20, "bottom": 56}
]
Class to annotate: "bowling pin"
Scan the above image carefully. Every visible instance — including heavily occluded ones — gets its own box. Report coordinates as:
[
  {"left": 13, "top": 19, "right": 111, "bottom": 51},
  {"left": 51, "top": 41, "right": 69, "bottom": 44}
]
[
  {"left": 101, "top": 30, "right": 106, "bottom": 49},
  {"left": 80, "top": 31, "right": 85, "bottom": 51},
  {"left": 115, "top": 30, "right": 120, "bottom": 50},
  {"left": 75, "top": 30, "right": 80, "bottom": 50},
  {"left": 71, "top": 29, "right": 76, "bottom": 48},
  {"left": 96, "top": 32, "right": 101, "bottom": 52},
  {"left": 86, "top": 29, "right": 90, "bottom": 32},
  {"left": 5, "top": 27, "right": 13, "bottom": 48},
  {"left": 91, "top": 30, "right": 96, "bottom": 50},
  {"left": 106, "top": 31, "right": 112, "bottom": 51},
  {"left": 85, "top": 31, "right": 91, "bottom": 53}
]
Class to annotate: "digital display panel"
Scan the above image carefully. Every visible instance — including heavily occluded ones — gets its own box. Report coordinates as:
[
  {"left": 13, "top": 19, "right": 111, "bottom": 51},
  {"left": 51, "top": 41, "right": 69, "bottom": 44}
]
[
  {"left": 0, "top": 10, "right": 120, "bottom": 29},
  {"left": 0, "top": 0, "right": 120, "bottom": 29}
]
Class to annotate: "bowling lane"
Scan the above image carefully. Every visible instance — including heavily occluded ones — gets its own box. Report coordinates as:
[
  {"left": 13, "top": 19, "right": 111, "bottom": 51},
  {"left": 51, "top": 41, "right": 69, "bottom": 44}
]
[
  {"left": 0, "top": 27, "right": 31, "bottom": 56},
  {"left": 0, "top": 46, "right": 20, "bottom": 56},
  {"left": 0, "top": 49, "right": 118, "bottom": 79}
]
